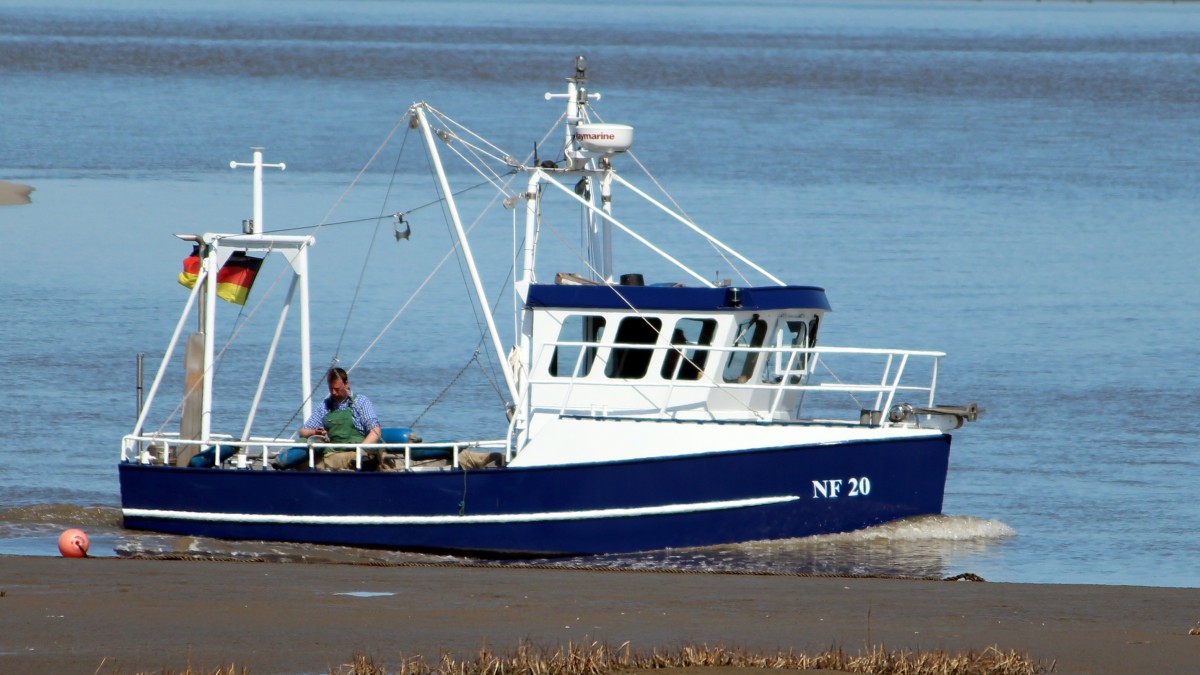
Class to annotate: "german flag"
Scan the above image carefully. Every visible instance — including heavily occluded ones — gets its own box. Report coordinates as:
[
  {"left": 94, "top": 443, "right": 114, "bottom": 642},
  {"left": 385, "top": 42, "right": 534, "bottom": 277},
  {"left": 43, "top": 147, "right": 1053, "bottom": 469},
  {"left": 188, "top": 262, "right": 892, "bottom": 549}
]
[
  {"left": 178, "top": 245, "right": 201, "bottom": 289},
  {"left": 215, "top": 251, "right": 263, "bottom": 305}
]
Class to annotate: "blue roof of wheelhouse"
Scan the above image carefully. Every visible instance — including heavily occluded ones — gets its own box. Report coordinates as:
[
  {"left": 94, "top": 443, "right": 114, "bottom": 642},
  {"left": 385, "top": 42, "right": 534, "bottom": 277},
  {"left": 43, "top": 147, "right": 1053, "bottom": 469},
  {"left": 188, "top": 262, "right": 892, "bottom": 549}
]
[{"left": 525, "top": 284, "right": 832, "bottom": 312}]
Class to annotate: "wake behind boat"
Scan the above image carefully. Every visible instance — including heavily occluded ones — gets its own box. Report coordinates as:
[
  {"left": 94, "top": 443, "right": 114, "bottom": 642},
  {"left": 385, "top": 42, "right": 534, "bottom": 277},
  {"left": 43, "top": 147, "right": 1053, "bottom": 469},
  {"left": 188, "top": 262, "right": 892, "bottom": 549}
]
[{"left": 118, "top": 58, "right": 981, "bottom": 556}]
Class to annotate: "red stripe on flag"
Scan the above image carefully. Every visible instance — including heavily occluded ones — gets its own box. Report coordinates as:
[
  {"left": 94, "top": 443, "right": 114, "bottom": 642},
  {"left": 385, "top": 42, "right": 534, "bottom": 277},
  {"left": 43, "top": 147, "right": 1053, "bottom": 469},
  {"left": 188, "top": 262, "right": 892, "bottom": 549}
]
[{"left": 178, "top": 245, "right": 201, "bottom": 289}]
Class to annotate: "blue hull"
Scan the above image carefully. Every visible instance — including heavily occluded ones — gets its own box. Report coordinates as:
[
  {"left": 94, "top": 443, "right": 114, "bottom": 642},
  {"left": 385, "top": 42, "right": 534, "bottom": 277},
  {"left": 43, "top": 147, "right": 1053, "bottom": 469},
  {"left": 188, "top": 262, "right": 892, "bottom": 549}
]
[{"left": 118, "top": 435, "right": 950, "bottom": 555}]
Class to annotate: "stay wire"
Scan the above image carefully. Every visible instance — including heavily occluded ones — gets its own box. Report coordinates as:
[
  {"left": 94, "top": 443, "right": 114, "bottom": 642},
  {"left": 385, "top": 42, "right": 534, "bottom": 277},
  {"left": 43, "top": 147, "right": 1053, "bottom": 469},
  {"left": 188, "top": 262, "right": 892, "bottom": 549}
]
[
  {"left": 258, "top": 111, "right": 412, "bottom": 439},
  {"left": 260, "top": 180, "right": 502, "bottom": 236},
  {"left": 342, "top": 104, "right": 519, "bottom": 378},
  {"left": 415, "top": 114, "right": 531, "bottom": 400},
  {"left": 342, "top": 185, "right": 513, "bottom": 412},
  {"left": 590, "top": 109, "right": 751, "bottom": 288},
  {"left": 408, "top": 349, "right": 480, "bottom": 430},
  {"left": 272, "top": 105, "right": 566, "bottom": 435},
  {"left": 331, "top": 129, "right": 413, "bottom": 362},
  {"left": 279, "top": 132, "right": 508, "bottom": 431},
  {"left": 425, "top": 159, "right": 510, "bottom": 409}
]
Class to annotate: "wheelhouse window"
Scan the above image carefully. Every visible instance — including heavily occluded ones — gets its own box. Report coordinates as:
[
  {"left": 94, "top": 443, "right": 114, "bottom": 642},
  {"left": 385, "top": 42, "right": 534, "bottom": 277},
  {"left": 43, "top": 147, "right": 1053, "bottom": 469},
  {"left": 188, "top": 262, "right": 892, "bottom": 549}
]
[
  {"left": 722, "top": 315, "right": 767, "bottom": 384},
  {"left": 661, "top": 318, "right": 717, "bottom": 380},
  {"left": 605, "top": 316, "right": 663, "bottom": 379},
  {"left": 767, "top": 316, "right": 811, "bottom": 384},
  {"left": 550, "top": 315, "right": 606, "bottom": 378}
]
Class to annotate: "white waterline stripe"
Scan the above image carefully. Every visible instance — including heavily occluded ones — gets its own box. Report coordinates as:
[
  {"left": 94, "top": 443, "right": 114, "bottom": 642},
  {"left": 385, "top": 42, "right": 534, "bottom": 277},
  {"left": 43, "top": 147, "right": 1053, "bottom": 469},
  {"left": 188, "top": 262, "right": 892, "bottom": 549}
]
[{"left": 123, "top": 495, "right": 799, "bottom": 526}]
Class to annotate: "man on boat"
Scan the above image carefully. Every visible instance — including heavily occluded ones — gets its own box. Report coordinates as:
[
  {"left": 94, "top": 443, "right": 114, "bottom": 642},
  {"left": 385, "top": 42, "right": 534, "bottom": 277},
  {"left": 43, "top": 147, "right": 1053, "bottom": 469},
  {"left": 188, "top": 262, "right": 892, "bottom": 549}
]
[{"left": 300, "top": 367, "right": 382, "bottom": 470}]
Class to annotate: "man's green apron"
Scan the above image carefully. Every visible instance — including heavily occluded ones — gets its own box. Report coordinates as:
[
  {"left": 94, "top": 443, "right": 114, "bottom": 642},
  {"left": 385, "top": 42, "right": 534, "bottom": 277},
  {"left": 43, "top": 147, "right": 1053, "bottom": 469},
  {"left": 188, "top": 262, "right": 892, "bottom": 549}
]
[{"left": 324, "top": 397, "right": 365, "bottom": 444}]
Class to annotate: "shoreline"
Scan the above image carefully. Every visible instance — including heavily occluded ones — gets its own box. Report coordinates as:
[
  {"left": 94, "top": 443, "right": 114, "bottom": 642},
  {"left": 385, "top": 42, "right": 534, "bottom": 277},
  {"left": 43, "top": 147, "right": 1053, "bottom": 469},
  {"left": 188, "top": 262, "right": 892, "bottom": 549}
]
[{"left": 1, "top": 556, "right": 1197, "bottom": 674}]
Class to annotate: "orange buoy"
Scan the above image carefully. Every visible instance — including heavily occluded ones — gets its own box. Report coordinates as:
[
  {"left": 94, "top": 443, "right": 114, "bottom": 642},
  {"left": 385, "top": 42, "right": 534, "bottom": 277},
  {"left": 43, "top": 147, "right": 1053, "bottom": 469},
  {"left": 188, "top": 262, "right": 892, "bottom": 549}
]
[{"left": 58, "top": 528, "right": 89, "bottom": 558}]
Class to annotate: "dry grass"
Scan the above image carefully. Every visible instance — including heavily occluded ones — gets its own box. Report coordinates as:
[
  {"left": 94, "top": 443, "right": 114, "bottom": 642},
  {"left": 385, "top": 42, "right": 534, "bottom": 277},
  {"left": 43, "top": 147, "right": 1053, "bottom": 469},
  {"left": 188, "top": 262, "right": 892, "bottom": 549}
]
[
  {"left": 329, "top": 642, "right": 1049, "bottom": 675},
  {"left": 107, "top": 641, "right": 1051, "bottom": 675}
]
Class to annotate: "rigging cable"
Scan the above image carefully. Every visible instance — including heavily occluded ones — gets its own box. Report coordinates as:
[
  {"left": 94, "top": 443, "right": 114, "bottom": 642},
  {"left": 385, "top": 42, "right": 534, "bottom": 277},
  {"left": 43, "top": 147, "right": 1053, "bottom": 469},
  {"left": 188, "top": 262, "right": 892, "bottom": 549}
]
[
  {"left": 330, "top": 127, "right": 413, "bottom": 364},
  {"left": 408, "top": 349, "right": 481, "bottom": 430},
  {"left": 272, "top": 115, "right": 514, "bottom": 433},
  {"left": 589, "top": 109, "right": 755, "bottom": 288},
  {"left": 266, "top": 112, "right": 415, "bottom": 439}
]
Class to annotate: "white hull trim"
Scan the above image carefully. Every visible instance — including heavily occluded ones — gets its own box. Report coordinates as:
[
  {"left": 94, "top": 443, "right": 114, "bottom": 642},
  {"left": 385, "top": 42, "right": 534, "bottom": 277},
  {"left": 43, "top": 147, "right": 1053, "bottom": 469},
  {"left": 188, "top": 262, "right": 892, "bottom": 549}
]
[{"left": 124, "top": 495, "right": 799, "bottom": 526}]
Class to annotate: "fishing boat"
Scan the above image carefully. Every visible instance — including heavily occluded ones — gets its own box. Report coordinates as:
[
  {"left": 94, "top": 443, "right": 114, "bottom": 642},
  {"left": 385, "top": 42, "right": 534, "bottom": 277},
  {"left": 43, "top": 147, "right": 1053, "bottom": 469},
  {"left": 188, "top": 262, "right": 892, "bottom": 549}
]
[{"left": 118, "top": 58, "right": 980, "bottom": 556}]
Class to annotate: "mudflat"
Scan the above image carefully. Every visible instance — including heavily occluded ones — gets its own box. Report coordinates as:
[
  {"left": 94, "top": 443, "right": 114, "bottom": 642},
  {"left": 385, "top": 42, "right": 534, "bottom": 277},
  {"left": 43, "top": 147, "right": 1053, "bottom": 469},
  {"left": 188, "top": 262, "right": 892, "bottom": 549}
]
[{"left": 0, "top": 556, "right": 1196, "bottom": 674}]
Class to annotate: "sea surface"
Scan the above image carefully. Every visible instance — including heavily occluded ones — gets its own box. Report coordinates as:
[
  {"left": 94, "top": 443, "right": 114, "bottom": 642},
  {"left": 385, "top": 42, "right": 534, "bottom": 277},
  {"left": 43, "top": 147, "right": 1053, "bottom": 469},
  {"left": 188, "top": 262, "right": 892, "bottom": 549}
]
[{"left": 1, "top": 0, "right": 1198, "bottom": 587}]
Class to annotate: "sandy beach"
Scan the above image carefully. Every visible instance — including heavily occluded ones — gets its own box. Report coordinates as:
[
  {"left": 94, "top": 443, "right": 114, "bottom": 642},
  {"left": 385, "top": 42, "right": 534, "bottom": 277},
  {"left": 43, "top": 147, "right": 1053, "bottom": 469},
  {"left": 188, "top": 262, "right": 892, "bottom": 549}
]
[
  {"left": 0, "top": 180, "right": 34, "bottom": 206},
  {"left": 0, "top": 556, "right": 1196, "bottom": 674}
]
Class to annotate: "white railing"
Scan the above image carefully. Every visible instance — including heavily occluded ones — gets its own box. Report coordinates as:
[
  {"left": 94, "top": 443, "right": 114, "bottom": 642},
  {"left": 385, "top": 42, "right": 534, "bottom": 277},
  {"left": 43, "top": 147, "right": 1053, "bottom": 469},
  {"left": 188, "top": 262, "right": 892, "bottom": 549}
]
[
  {"left": 524, "top": 341, "right": 945, "bottom": 426},
  {"left": 120, "top": 433, "right": 507, "bottom": 471}
]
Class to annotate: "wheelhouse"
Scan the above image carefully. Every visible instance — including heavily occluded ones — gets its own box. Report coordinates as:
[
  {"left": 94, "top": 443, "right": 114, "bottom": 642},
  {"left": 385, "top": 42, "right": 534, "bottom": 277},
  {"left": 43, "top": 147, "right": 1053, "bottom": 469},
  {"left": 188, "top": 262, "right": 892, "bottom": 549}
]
[{"left": 520, "top": 282, "right": 833, "bottom": 423}]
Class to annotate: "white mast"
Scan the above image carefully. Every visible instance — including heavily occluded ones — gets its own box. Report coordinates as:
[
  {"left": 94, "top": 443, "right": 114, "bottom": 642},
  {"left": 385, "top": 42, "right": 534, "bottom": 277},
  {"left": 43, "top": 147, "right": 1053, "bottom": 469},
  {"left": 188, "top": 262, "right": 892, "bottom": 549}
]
[
  {"left": 543, "top": 56, "right": 635, "bottom": 283},
  {"left": 545, "top": 56, "right": 611, "bottom": 281},
  {"left": 230, "top": 148, "right": 286, "bottom": 234}
]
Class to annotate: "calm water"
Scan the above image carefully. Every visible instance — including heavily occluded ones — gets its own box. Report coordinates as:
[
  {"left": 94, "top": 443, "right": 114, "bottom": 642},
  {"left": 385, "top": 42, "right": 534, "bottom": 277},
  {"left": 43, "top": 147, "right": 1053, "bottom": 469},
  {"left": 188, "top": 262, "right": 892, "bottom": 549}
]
[{"left": 1, "top": 0, "right": 1198, "bottom": 587}]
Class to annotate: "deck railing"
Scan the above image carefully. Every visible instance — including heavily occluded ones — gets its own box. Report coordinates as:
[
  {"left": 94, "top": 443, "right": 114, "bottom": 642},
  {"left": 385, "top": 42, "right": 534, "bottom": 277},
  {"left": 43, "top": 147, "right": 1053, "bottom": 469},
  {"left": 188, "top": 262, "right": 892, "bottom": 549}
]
[
  {"left": 525, "top": 341, "right": 945, "bottom": 425},
  {"left": 120, "top": 434, "right": 507, "bottom": 470},
  {"left": 123, "top": 343, "right": 946, "bottom": 468}
]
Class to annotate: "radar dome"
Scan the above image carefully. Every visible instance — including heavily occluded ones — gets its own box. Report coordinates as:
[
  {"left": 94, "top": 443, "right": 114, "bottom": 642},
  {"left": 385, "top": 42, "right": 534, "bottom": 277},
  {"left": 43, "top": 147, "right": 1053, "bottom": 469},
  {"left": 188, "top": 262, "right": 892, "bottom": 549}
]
[{"left": 575, "top": 123, "right": 634, "bottom": 157}]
